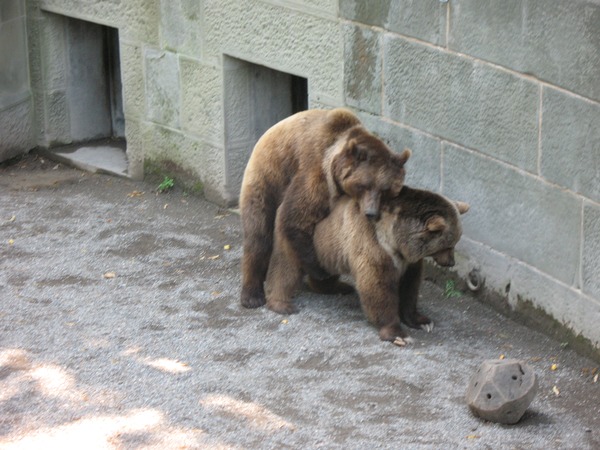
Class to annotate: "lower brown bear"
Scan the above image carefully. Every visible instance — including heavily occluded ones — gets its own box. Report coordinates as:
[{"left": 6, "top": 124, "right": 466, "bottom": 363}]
[
  {"left": 239, "top": 108, "right": 410, "bottom": 309},
  {"left": 265, "top": 186, "right": 469, "bottom": 345}
]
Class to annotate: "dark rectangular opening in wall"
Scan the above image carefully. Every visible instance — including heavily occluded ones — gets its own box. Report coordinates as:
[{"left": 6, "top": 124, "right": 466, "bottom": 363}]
[
  {"left": 223, "top": 56, "right": 308, "bottom": 201},
  {"left": 64, "top": 17, "right": 124, "bottom": 142},
  {"left": 291, "top": 75, "right": 308, "bottom": 113},
  {"left": 42, "top": 12, "right": 127, "bottom": 177}
]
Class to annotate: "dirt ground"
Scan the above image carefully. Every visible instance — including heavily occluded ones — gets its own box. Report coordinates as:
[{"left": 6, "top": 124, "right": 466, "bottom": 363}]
[{"left": 1, "top": 153, "right": 599, "bottom": 449}]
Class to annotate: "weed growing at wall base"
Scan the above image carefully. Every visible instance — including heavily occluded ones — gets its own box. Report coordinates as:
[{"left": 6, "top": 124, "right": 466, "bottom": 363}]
[
  {"left": 444, "top": 280, "right": 462, "bottom": 299},
  {"left": 157, "top": 176, "right": 174, "bottom": 193}
]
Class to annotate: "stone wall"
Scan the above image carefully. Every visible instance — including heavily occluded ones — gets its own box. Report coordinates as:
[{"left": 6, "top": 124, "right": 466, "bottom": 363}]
[
  {"left": 341, "top": 0, "right": 600, "bottom": 350},
  {"left": 0, "top": 0, "right": 35, "bottom": 161},
  {"left": 15, "top": 1, "right": 600, "bottom": 349}
]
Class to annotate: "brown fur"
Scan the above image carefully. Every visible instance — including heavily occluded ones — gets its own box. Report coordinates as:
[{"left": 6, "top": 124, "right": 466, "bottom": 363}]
[
  {"left": 239, "top": 108, "right": 410, "bottom": 308},
  {"left": 265, "top": 186, "right": 469, "bottom": 343}
]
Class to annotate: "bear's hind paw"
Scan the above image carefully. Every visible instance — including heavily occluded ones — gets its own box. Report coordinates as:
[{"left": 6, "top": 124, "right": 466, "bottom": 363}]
[{"left": 267, "top": 300, "right": 298, "bottom": 315}]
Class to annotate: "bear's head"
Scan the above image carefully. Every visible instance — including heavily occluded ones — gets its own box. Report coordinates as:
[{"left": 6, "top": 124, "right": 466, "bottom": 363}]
[
  {"left": 376, "top": 187, "right": 469, "bottom": 267},
  {"left": 332, "top": 127, "right": 411, "bottom": 220}
]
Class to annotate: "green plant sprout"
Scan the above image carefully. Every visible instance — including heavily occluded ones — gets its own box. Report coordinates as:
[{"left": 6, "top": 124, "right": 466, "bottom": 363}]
[
  {"left": 157, "top": 176, "right": 174, "bottom": 193},
  {"left": 444, "top": 279, "right": 462, "bottom": 298}
]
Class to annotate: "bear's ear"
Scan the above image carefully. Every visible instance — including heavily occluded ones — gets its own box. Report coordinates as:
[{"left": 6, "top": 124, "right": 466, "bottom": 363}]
[
  {"left": 455, "top": 201, "right": 470, "bottom": 215},
  {"left": 425, "top": 215, "right": 447, "bottom": 232},
  {"left": 397, "top": 148, "right": 411, "bottom": 165}
]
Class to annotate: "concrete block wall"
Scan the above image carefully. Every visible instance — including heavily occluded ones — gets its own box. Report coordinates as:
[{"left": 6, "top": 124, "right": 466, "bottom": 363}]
[
  {"left": 0, "top": 0, "right": 35, "bottom": 161},
  {"left": 18, "top": 0, "right": 600, "bottom": 350},
  {"left": 342, "top": 0, "right": 600, "bottom": 350}
]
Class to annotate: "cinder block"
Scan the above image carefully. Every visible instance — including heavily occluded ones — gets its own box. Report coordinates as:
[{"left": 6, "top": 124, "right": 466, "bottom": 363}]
[
  {"left": 141, "top": 123, "right": 229, "bottom": 204},
  {"left": 383, "top": 36, "right": 539, "bottom": 172},
  {"left": 340, "top": 0, "right": 446, "bottom": 45},
  {"left": 343, "top": 24, "right": 381, "bottom": 114},
  {"left": 222, "top": 60, "right": 254, "bottom": 145},
  {"left": 142, "top": 122, "right": 201, "bottom": 170},
  {"left": 145, "top": 49, "right": 180, "bottom": 129},
  {"left": 180, "top": 58, "right": 223, "bottom": 141},
  {"left": 443, "top": 143, "right": 581, "bottom": 285},
  {"left": 120, "top": 42, "right": 145, "bottom": 119},
  {"left": 450, "top": 0, "right": 600, "bottom": 102},
  {"left": 0, "top": 98, "right": 35, "bottom": 161},
  {"left": 123, "top": 118, "right": 143, "bottom": 180},
  {"left": 117, "top": 0, "right": 160, "bottom": 45},
  {"left": 35, "top": 0, "right": 158, "bottom": 44},
  {"left": 541, "top": 88, "right": 600, "bottom": 204},
  {"left": 0, "top": 15, "right": 29, "bottom": 96},
  {"left": 45, "top": 89, "right": 71, "bottom": 145},
  {"left": 159, "top": 0, "right": 203, "bottom": 59},
  {"left": 466, "top": 359, "right": 537, "bottom": 425},
  {"left": 204, "top": 0, "right": 343, "bottom": 101},
  {"left": 357, "top": 112, "right": 441, "bottom": 192},
  {"left": 583, "top": 203, "right": 600, "bottom": 299},
  {"left": 38, "top": 13, "right": 67, "bottom": 91}
]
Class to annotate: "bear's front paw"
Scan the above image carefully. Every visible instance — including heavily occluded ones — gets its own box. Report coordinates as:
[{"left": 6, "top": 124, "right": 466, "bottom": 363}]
[
  {"left": 393, "top": 336, "right": 415, "bottom": 347},
  {"left": 267, "top": 300, "right": 298, "bottom": 315},
  {"left": 420, "top": 322, "right": 434, "bottom": 333},
  {"left": 379, "top": 322, "right": 410, "bottom": 346}
]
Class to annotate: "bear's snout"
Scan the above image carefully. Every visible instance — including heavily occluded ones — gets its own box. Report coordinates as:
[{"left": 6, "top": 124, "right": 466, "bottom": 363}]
[
  {"left": 361, "top": 190, "right": 381, "bottom": 220},
  {"left": 432, "top": 249, "right": 455, "bottom": 267}
]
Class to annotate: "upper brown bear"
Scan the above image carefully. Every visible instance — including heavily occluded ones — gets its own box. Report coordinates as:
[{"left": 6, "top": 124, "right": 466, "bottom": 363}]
[
  {"left": 239, "top": 108, "right": 410, "bottom": 309},
  {"left": 265, "top": 186, "right": 469, "bottom": 345}
]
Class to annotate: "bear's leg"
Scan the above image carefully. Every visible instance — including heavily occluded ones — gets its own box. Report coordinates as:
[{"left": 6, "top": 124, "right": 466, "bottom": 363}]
[
  {"left": 307, "top": 275, "right": 354, "bottom": 295},
  {"left": 278, "top": 174, "right": 331, "bottom": 281},
  {"left": 265, "top": 217, "right": 303, "bottom": 315},
  {"left": 354, "top": 266, "right": 408, "bottom": 344},
  {"left": 240, "top": 189, "right": 277, "bottom": 308},
  {"left": 398, "top": 260, "right": 432, "bottom": 331}
]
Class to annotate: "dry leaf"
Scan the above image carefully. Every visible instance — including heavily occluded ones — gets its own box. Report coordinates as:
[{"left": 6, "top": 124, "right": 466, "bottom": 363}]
[
  {"left": 8, "top": 239, "right": 14, "bottom": 245},
  {"left": 466, "top": 435, "right": 480, "bottom": 440},
  {"left": 499, "top": 354, "right": 505, "bottom": 360},
  {"left": 163, "top": 203, "right": 169, "bottom": 209},
  {"left": 552, "top": 386, "right": 560, "bottom": 396},
  {"left": 208, "top": 255, "right": 220, "bottom": 260},
  {"left": 550, "top": 363, "right": 558, "bottom": 371},
  {"left": 594, "top": 374, "right": 598, "bottom": 383},
  {"left": 127, "top": 190, "right": 144, "bottom": 198},
  {"left": 281, "top": 319, "right": 289, "bottom": 325},
  {"left": 224, "top": 244, "right": 231, "bottom": 250},
  {"left": 8, "top": 215, "right": 16, "bottom": 222},
  {"left": 103, "top": 272, "right": 116, "bottom": 279}
]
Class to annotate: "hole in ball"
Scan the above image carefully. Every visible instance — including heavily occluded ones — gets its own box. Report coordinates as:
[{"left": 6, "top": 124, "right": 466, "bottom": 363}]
[{"left": 486, "top": 393, "right": 492, "bottom": 399}]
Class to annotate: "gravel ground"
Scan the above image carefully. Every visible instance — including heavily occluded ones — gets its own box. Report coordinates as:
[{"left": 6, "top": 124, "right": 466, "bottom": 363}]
[{"left": 1, "top": 154, "right": 599, "bottom": 449}]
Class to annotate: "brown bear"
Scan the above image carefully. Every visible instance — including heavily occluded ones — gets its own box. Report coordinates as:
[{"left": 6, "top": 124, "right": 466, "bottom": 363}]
[
  {"left": 265, "top": 185, "right": 470, "bottom": 345},
  {"left": 239, "top": 108, "right": 411, "bottom": 309}
]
